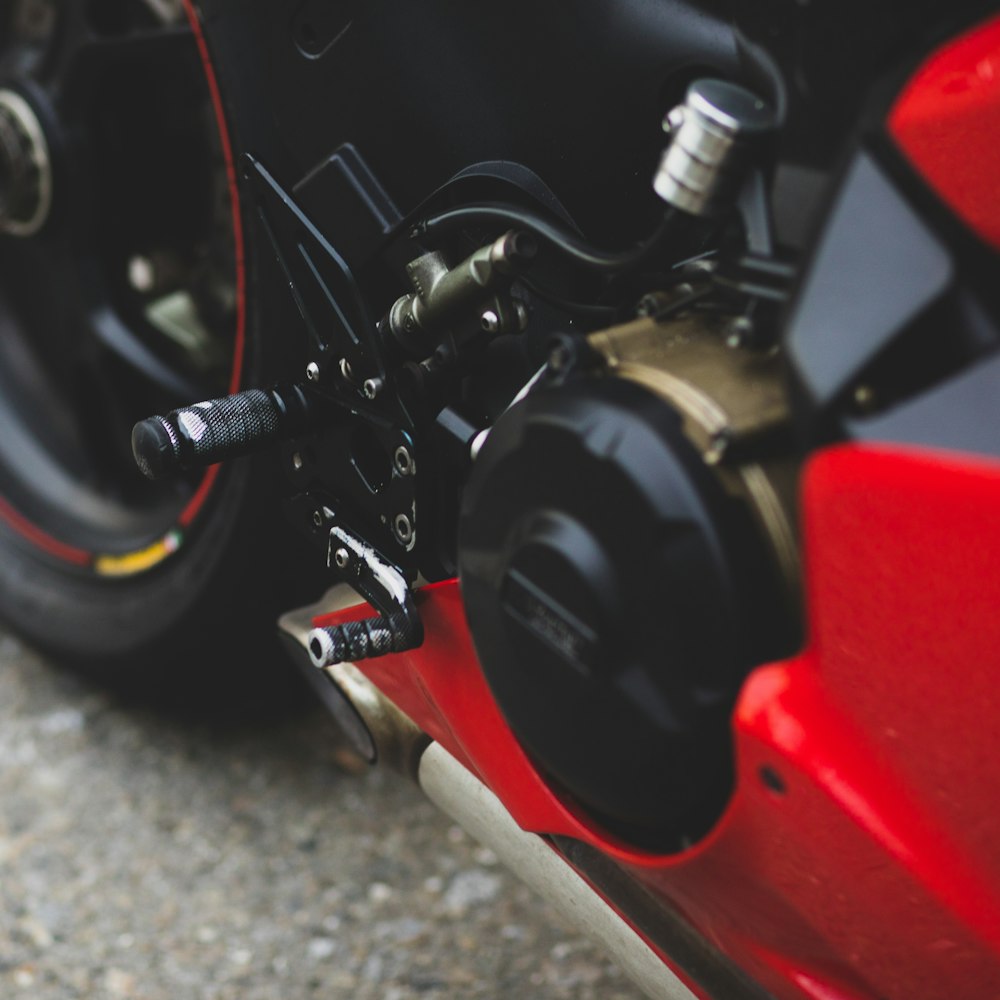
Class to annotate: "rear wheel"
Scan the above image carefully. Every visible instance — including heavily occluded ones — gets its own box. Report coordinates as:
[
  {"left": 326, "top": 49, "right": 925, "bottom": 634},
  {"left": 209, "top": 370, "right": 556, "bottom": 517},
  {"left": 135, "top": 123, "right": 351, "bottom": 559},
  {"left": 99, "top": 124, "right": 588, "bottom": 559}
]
[{"left": 0, "top": 0, "right": 302, "bottom": 674}]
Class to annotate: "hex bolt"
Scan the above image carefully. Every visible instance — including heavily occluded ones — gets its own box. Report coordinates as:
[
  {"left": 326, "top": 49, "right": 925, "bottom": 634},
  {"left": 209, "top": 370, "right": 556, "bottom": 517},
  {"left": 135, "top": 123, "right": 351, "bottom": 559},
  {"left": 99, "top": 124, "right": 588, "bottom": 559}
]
[
  {"left": 333, "top": 547, "right": 350, "bottom": 570},
  {"left": 306, "top": 362, "right": 321, "bottom": 382},
  {"left": 481, "top": 309, "right": 501, "bottom": 334},
  {"left": 363, "top": 377, "right": 383, "bottom": 400},
  {"left": 393, "top": 513, "right": 413, "bottom": 544},
  {"left": 394, "top": 446, "right": 413, "bottom": 476}
]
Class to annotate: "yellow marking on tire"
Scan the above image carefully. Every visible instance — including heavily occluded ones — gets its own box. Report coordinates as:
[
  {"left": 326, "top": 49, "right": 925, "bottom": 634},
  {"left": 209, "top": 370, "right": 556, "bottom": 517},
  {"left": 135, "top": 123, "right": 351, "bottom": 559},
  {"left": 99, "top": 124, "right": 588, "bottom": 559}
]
[{"left": 94, "top": 530, "right": 182, "bottom": 577}]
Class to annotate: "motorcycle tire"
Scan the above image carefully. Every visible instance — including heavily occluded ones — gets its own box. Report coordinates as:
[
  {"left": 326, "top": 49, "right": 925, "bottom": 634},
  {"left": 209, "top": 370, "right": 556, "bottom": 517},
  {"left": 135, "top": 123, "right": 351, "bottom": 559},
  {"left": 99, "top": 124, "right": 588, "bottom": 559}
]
[{"left": 0, "top": 0, "right": 316, "bottom": 681}]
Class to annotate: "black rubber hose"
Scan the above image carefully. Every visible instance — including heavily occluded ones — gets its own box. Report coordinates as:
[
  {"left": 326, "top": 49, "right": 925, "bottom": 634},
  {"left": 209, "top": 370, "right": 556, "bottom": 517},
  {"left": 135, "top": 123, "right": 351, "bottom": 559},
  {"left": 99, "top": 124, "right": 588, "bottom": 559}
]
[{"left": 411, "top": 203, "right": 675, "bottom": 275}]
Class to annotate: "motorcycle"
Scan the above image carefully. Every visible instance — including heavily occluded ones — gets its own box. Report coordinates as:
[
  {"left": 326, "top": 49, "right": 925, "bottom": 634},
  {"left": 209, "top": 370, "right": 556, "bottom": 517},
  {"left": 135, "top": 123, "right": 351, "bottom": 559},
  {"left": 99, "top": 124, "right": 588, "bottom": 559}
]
[{"left": 1, "top": 0, "right": 999, "bottom": 996}]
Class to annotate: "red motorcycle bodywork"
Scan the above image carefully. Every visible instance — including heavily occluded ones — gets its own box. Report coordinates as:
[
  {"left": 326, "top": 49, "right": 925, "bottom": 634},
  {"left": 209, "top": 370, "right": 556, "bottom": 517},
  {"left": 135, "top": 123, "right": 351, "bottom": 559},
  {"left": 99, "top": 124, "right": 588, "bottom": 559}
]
[
  {"left": 321, "top": 446, "right": 1000, "bottom": 1000},
  {"left": 318, "top": 16, "right": 1000, "bottom": 998},
  {"left": 890, "top": 15, "right": 1000, "bottom": 252}
]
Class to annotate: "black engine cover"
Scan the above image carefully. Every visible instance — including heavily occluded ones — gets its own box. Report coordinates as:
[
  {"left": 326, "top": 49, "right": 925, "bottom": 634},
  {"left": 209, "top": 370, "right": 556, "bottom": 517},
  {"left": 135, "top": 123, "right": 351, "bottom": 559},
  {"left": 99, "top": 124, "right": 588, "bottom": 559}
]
[{"left": 459, "top": 374, "right": 778, "bottom": 850}]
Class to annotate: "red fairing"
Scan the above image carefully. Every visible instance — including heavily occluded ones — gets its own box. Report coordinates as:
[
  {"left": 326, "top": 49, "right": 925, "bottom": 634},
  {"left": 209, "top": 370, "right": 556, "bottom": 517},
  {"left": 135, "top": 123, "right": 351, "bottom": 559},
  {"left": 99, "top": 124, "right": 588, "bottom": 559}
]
[
  {"left": 889, "top": 14, "right": 1000, "bottom": 250},
  {"left": 320, "top": 446, "right": 1000, "bottom": 999}
]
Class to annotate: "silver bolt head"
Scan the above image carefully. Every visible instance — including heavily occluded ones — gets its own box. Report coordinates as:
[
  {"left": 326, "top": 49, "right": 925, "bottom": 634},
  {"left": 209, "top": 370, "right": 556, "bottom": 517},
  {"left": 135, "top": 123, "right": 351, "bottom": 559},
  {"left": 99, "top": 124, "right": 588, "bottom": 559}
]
[
  {"left": 306, "top": 362, "right": 321, "bottom": 382},
  {"left": 292, "top": 452, "right": 303, "bottom": 470},
  {"left": 339, "top": 357, "right": 353, "bottom": 380},
  {"left": 312, "top": 510, "right": 324, "bottom": 527},
  {"left": 394, "top": 446, "right": 413, "bottom": 476},
  {"left": 481, "top": 309, "right": 501, "bottom": 334},
  {"left": 363, "top": 378, "right": 382, "bottom": 399},
  {"left": 334, "top": 547, "right": 350, "bottom": 569},
  {"left": 393, "top": 514, "right": 413, "bottom": 543}
]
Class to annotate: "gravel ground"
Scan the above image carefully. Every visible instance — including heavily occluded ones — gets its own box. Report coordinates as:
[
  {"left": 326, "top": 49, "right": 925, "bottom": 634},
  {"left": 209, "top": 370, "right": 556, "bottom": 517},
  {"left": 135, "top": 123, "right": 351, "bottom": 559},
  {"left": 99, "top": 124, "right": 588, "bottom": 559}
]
[{"left": 0, "top": 627, "right": 644, "bottom": 1000}]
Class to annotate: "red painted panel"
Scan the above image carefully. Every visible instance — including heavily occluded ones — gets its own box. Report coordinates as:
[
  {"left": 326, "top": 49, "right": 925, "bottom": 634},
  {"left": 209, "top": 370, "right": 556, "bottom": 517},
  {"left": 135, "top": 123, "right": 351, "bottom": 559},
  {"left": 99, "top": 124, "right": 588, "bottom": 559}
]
[
  {"left": 889, "top": 15, "right": 1000, "bottom": 250},
  {"left": 330, "top": 445, "right": 1000, "bottom": 998}
]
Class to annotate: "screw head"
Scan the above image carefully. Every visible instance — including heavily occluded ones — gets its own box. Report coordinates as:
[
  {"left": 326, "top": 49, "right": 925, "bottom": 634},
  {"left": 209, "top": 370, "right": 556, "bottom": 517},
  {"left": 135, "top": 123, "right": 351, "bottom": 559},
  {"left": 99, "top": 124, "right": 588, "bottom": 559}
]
[
  {"left": 394, "top": 445, "right": 413, "bottom": 476},
  {"left": 479, "top": 309, "right": 500, "bottom": 333},
  {"left": 363, "top": 377, "right": 382, "bottom": 400},
  {"left": 480, "top": 309, "right": 501, "bottom": 334},
  {"left": 393, "top": 513, "right": 413, "bottom": 544},
  {"left": 292, "top": 452, "right": 303, "bottom": 471},
  {"left": 339, "top": 357, "right": 353, "bottom": 380},
  {"left": 333, "top": 547, "right": 350, "bottom": 570},
  {"left": 306, "top": 362, "right": 321, "bottom": 382},
  {"left": 312, "top": 509, "right": 324, "bottom": 528}
]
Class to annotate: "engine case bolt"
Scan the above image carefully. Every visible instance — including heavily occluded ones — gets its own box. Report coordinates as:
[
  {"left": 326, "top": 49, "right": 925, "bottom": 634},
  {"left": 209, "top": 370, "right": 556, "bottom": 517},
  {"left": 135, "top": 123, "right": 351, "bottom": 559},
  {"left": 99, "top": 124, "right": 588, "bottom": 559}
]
[
  {"left": 306, "top": 361, "right": 321, "bottom": 382},
  {"left": 363, "top": 377, "right": 383, "bottom": 399},
  {"left": 333, "top": 547, "right": 351, "bottom": 569}
]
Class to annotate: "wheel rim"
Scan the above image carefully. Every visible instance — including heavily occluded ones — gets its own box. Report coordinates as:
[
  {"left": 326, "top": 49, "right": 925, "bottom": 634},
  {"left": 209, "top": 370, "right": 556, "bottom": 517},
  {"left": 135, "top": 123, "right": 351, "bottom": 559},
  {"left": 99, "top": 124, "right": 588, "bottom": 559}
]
[{"left": 0, "top": 0, "right": 245, "bottom": 576}]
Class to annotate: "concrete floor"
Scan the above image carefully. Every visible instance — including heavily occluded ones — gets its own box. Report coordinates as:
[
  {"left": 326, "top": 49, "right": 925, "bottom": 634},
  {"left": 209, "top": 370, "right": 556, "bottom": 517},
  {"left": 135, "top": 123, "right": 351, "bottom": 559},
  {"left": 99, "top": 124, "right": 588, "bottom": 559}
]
[{"left": 0, "top": 627, "right": 644, "bottom": 999}]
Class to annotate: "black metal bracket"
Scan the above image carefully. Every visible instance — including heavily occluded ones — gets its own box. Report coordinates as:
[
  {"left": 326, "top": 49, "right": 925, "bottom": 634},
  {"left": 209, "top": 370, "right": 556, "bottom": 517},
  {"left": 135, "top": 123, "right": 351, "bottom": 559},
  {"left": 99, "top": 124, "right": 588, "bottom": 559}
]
[{"left": 307, "top": 523, "right": 423, "bottom": 666}]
